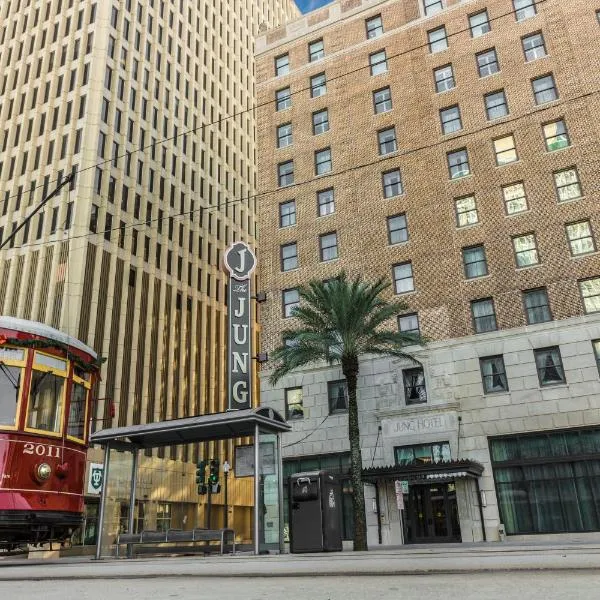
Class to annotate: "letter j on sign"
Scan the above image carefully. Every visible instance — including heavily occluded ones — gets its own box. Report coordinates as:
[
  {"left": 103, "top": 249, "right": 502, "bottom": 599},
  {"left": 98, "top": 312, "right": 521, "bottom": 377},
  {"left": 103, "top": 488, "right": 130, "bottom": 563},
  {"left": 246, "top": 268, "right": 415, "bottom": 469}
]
[{"left": 224, "top": 241, "right": 257, "bottom": 410}]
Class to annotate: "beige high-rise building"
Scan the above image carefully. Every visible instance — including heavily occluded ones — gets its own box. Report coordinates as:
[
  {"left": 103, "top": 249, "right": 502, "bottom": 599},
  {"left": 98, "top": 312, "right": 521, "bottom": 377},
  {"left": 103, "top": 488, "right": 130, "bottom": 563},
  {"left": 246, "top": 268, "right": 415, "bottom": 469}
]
[{"left": 0, "top": 0, "right": 299, "bottom": 547}]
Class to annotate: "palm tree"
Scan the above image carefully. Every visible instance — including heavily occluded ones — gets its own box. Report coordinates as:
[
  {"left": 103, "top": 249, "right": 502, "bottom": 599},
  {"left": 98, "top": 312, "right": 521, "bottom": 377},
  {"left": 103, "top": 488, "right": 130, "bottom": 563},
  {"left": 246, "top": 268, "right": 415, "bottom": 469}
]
[{"left": 268, "top": 272, "right": 422, "bottom": 551}]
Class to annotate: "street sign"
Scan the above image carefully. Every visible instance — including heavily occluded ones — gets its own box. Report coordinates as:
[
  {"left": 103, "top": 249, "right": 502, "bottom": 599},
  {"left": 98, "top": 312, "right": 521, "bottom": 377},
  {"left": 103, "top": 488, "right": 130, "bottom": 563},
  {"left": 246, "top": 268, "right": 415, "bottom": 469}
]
[{"left": 87, "top": 463, "right": 104, "bottom": 495}]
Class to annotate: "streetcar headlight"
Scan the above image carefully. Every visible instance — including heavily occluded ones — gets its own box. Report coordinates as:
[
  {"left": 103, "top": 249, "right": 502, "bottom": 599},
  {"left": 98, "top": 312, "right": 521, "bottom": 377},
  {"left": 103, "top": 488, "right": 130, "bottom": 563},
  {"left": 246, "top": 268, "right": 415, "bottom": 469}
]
[{"left": 36, "top": 463, "right": 52, "bottom": 481}]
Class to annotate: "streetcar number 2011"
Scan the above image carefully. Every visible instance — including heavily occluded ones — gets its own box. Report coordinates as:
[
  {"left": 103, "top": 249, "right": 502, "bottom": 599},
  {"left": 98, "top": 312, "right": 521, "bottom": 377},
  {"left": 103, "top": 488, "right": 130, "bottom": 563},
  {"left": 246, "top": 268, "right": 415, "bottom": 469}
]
[{"left": 23, "top": 443, "right": 60, "bottom": 458}]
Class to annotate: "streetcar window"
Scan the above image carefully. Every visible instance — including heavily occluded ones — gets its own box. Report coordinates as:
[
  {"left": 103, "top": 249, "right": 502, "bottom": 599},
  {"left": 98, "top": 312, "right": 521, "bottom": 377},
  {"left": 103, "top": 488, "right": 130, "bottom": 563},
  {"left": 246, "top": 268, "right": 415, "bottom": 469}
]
[
  {"left": 0, "top": 364, "right": 22, "bottom": 426},
  {"left": 27, "top": 371, "right": 65, "bottom": 433},
  {"left": 67, "top": 382, "right": 87, "bottom": 440}
]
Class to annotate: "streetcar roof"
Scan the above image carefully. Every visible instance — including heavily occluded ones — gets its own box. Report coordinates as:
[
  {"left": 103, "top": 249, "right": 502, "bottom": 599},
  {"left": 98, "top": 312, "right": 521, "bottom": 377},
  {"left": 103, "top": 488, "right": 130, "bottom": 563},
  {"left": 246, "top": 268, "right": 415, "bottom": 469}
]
[{"left": 0, "top": 316, "right": 97, "bottom": 359}]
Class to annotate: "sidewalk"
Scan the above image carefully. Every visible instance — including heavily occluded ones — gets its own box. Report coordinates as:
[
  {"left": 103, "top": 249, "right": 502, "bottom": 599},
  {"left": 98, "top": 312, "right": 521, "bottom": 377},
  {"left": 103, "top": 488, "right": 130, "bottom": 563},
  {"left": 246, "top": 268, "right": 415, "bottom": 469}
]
[{"left": 1, "top": 541, "right": 600, "bottom": 580}]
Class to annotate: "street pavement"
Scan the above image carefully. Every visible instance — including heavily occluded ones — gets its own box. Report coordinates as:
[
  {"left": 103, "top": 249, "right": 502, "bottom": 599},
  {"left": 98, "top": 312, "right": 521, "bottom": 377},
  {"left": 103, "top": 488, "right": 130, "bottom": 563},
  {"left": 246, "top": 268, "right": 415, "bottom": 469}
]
[
  {"left": 2, "top": 572, "right": 600, "bottom": 600},
  {"left": 1, "top": 542, "right": 600, "bottom": 599}
]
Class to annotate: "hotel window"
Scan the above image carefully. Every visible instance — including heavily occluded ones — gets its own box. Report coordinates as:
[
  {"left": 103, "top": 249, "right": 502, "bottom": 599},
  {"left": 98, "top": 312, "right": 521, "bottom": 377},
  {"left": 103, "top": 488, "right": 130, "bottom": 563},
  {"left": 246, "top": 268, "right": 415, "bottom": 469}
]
[
  {"left": 275, "top": 53, "right": 289, "bottom": 76},
  {"left": 279, "top": 200, "right": 296, "bottom": 227},
  {"left": 276, "top": 87, "right": 291, "bottom": 111},
  {"left": 494, "top": 135, "right": 518, "bottom": 165},
  {"left": 532, "top": 74, "right": 558, "bottom": 104},
  {"left": 378, "top": 127, "right": 397, "bottom": 155},
  {"left": 434, "top": 64, "right": 455, "bottom": 92},
  {"left": 281, "top": 242, "right": 298, "bottom": 271},
  {"left": 387, "top": 214, "right": 408, "bottom": 245},
  {"left": 277, "top": 123, "right": 292, "bottom": 148},
  {"left": 470, "top": 10, "right": 490, "bottom": 37},
  {"left": 328, "top": 380, "right": 348, "bottom": 414},
  {"left": 455, "top": 195, "right": 478, "bottom": 228},
  {"left": 393, "top": 262, "right": 414, "bottom": 294},
  {"left": 477, "top": 48, "right": 499, "bottom": 77},
  {"left": 309, "top": 39, "right": 324, "bottom": 62},
  {"left": 313, "top": 109, "right": 330, "bottom": 135},
  {"left": 463, "top": 245, "right": 488, "bottom": 279},
  {"left": 395, "top": 442, "right": 450, "bottom": 465},
  {"left": 543, "top": 119, "right": 569, "bottom": 151},
  {"left": 315, "top": 148, "right": 332, "bottom": 175},
  {"left": 398, "top": 313, "right": 420, "bottom": 337},
  {"left": 523, "top": 288, "right": 552, "bottom": 324},
  {"left": 593, "top": 340, "right": 600, "bottom": 375},
  {"left": 317, "top": 189, "right": 335, "bottom": 216},
  {"left": 382, "top": 169, "right": 403, "bottom": 197},
  {"left": 447, "top": 148, "right": 470, "bottom": 179},
  {"left": 554, "top": 168, "right": 582, "bottom": 202},
  {"left": 278, "top": 161, "right": 294, "bottom": 187},
  {"left": 282, "top": 289, "right": 300, "bottom": 319},
  {"left": 310, "top": 73, "right": 327, "bottom": 97},
  {"left": 369, "top": 50, "right": 388, "bottom": 75},
  {"left": 285, "top": 387, "right": 303, "bottom": 420},
  {"left": 513, "top": 234, "right": 539, "bottom": 267},
  {"left": 566, "top": 221, "right": 595, "bottom": 256},
  {"left": 366, "top": 15, "right": 383, "bottom": 39},
  {"left": 440, "top": 105, "right": 462, "bottom": 134},
  {"left": 471, "top": 298, "right": 497, "bottom": 333},
  {"left": 320, "top": 232, "right": 338, "bottom": 261},
  {"left": 424, "top": 0, "right": 443, "bottom": 15},
  {"left": 534, "top": 347, "right": 565, "bottom": 386},
  {"left": 480, "top": 356, "right": 509, "bottom": 394},
  {"left": 403, "top": 368, "right": 427, "bottom": 404},
  {"left": 485, "top": 90, "right": 509, "bottom": 120},
  {"left": 522, "top": 32, "right": 546, "bottom": 62},
  {"left": 513, "top": 0, "right": 536, "bottom": 21},
  {"left": 373, "top": 87, "right": 392, "bottom": 113},
  {"left": 428, "top": 26, "right": 448, "bottom": 54},
  {"left": 580, "top": 278, "right": 600, "bottom": 313},
  {"left": 489, "top": 429, "right": 600, "bottom": 536}
]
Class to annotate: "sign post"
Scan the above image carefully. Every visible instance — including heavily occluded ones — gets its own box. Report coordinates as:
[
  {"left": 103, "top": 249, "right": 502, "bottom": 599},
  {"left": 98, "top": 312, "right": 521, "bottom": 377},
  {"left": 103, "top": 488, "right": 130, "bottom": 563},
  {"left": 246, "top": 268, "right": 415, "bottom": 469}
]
[{"left": 223, "top": 241, "right": 257, "bottom": 411}]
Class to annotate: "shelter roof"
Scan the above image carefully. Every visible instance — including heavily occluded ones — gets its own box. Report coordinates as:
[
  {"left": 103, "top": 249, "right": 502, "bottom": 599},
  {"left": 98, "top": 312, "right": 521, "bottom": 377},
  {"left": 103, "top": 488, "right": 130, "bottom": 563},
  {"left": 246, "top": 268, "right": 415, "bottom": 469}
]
[{"left": 90, "top": 406, "right": 290, "bottom": 450}]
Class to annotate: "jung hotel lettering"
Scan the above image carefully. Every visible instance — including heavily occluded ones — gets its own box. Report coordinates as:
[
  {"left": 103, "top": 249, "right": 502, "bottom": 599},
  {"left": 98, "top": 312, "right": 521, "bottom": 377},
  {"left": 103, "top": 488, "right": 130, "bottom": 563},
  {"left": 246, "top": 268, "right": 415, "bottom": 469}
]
[{"left": 224, "top": 241, "right": 257, "bottom": 410}]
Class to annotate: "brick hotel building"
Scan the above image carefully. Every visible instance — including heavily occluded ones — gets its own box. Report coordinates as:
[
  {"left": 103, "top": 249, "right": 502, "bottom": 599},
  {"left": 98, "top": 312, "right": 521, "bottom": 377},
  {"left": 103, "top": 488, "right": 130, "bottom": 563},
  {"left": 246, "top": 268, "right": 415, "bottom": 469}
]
[
  {"left": 256, "top": 0, "right": 600, "bottom": 544},
  {"left": 0, "top": 0, "right": 299, "bottom": 547}
]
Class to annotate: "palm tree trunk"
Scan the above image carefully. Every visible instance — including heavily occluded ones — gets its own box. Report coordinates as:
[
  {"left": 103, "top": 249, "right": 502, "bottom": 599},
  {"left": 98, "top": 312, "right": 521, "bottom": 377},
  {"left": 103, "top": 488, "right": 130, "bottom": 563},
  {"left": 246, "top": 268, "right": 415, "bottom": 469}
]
[{"left": 342, "top": 355, "right": 368, "bottom": 551}]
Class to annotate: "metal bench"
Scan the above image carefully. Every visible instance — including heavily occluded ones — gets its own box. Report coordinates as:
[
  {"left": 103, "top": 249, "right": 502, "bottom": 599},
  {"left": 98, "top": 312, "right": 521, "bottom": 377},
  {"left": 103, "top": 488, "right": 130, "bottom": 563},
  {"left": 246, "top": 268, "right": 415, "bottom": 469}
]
[{"left": 115, "top": 528, "right": 235, "bottom": 557}]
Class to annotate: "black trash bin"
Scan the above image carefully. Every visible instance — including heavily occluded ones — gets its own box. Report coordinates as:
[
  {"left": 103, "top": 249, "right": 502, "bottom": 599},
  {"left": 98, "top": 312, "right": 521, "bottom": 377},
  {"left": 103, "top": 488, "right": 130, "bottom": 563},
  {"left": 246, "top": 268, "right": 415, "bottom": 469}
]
[{"left": 289, "top": 471, "right": 343, "bottom": 553}]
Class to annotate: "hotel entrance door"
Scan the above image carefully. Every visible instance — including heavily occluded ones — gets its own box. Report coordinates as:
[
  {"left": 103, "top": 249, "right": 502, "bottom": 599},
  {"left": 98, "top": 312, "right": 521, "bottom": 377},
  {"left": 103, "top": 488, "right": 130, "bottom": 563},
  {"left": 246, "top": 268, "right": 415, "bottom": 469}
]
[{"left": 405, "top": 482, "right": 461, "bottom": 543}]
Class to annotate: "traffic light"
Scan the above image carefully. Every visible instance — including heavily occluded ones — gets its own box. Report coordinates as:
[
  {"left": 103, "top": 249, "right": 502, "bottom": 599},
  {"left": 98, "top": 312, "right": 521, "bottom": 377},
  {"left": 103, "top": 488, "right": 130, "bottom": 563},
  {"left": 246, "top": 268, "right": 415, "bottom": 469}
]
[
  {"left": 209, "top": 459, "right": 221, "bottom": 493},
  {"left": 196, "top": 460, "right": 207, "bottom": 495}
]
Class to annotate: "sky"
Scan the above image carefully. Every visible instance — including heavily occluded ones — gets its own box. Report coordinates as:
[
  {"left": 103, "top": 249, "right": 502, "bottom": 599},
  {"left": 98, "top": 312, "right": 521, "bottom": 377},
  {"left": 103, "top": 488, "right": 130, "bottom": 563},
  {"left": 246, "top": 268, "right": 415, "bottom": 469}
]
[{"left": 295, "top": 0, "right": 332, "bottom": 13}]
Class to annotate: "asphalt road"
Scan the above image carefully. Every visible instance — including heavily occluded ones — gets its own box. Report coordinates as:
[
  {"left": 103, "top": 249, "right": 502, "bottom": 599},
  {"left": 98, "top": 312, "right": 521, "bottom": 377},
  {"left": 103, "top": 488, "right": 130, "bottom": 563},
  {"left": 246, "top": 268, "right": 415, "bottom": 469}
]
[{"left": 2, "top": 572, "right": 600, "bottom": 600}]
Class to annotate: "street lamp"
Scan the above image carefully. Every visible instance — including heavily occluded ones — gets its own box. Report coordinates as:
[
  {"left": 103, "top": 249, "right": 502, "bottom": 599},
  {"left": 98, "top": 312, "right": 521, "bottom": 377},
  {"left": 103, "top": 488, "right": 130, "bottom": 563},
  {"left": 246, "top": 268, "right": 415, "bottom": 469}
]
[{"left": 223, "top": 461, "right": 231, "bottom": 528}]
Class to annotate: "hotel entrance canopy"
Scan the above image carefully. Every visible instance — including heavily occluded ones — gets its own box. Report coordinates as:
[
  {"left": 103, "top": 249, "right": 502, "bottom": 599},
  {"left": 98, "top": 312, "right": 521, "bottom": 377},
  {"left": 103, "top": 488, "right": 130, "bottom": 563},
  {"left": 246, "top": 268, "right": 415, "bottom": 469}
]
[
  {"left": 362, "top": 459, "right": 484, "bottom": 483},
  {"left": 90, "top": 407, "right": 290, "bottom": 559}
]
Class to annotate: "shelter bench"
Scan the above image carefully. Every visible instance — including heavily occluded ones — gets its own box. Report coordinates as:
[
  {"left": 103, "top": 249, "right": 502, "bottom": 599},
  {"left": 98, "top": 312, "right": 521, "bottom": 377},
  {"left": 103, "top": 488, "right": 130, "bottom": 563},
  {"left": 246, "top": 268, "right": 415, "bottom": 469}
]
[{"left": 115, "top": 528, "right": 235, "bottom": 557}]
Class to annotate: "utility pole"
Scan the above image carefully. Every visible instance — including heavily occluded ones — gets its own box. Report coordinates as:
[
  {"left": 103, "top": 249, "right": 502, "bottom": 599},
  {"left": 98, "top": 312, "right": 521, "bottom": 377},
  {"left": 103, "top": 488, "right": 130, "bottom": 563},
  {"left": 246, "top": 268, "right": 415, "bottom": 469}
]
[{"left": 0, "top": 174, "right": 73, "bottom": 251}]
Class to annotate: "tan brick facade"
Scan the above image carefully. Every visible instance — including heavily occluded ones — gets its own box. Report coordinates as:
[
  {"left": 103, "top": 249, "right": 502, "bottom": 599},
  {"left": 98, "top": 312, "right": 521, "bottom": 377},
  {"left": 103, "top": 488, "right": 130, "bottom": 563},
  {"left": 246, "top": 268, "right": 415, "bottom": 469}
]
[{"left": 256, "top": 0, "right": 600, "bottom": 354}]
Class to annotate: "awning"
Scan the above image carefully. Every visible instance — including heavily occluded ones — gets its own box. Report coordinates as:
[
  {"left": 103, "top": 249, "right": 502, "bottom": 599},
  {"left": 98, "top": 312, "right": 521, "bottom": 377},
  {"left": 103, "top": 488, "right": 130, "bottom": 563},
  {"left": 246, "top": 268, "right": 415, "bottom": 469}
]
[
  {"left": 362, "top": 459, "right": 484, "bottom": 483},
  {"left": 90, "top": 406, "right": 290, "bottom": 450}
]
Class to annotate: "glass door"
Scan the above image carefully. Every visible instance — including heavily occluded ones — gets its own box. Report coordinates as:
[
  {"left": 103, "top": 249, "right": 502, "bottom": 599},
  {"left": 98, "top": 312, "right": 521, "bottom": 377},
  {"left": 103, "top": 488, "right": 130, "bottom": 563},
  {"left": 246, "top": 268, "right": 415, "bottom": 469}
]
[{"left": 405, "top": 483, "right": 461, "bottom": 543}]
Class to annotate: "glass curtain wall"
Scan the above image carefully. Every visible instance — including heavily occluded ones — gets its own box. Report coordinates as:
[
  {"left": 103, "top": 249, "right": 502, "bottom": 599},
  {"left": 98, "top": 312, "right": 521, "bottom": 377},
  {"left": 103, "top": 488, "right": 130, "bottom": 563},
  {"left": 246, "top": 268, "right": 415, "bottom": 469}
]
[{"left": 490, "top": 429, "right": 600, "bottom": 534}]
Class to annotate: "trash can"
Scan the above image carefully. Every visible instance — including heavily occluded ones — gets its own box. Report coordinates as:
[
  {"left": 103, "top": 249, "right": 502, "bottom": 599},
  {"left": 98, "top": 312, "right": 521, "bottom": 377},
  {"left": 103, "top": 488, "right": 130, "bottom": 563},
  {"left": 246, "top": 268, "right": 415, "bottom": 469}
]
[{"left": 289, "top": 471, "right": 343, "bottom": 553}]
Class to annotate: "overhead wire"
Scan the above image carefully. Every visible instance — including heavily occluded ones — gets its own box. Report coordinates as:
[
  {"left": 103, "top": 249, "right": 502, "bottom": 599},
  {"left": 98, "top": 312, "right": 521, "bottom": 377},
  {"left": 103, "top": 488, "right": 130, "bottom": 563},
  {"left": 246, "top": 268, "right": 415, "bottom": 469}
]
[{"left": 0, "top": 0, "right": 554, "bottom": 206}]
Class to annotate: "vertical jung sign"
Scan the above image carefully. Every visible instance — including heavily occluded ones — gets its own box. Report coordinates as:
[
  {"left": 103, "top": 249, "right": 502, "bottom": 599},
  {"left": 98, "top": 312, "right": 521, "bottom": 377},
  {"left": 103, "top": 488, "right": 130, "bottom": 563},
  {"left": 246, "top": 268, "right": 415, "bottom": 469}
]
[{"left": 224, "top": 241, "right": 257, "bottom": 411}]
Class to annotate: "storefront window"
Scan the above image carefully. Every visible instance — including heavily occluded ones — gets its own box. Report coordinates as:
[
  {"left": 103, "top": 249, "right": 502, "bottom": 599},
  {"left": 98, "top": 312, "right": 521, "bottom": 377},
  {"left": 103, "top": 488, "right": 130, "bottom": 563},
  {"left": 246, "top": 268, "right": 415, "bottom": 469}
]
[
  {"left": 490, "top": 429, "right": 600, "bottom": 534},
  {"left": 156, "top": 502, "right": 172, "bottom": 532}
]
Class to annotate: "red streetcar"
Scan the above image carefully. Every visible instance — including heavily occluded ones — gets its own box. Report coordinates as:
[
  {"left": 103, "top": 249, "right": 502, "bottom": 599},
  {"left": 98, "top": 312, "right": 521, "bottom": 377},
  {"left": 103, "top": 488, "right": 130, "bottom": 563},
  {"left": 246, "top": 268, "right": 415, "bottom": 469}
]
[{"left": 0, "top": 317, "right": 101, "bottom": 549}]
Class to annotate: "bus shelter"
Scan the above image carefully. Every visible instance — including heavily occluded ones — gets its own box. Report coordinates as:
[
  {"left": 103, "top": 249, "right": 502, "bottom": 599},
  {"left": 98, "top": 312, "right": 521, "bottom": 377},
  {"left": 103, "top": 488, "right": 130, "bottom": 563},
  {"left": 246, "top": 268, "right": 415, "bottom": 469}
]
[{"left": 89, "top": 406, "right": 290, "bottom": 558}]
